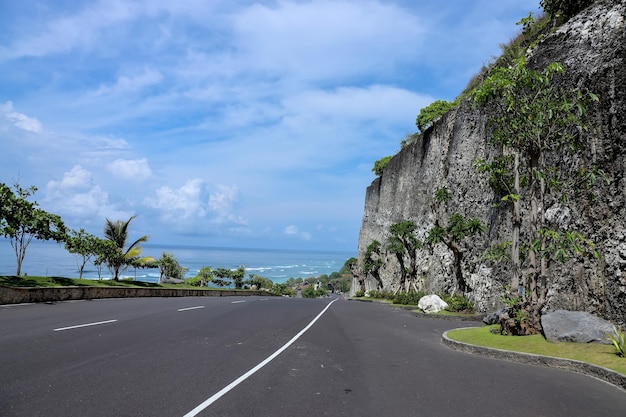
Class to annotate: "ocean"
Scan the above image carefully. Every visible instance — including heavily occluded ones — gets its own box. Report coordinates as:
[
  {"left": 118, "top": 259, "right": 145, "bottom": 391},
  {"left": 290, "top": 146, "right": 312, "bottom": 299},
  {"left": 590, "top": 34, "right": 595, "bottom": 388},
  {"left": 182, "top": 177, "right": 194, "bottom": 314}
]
[{"left": 0, "top": 239, "right": 355, "bottom": 284}]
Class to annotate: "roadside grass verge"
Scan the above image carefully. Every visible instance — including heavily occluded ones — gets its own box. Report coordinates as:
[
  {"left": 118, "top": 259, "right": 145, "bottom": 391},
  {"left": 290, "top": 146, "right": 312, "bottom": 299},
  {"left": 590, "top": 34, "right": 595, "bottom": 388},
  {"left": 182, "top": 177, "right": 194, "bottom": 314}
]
[
  {"left": 447, "top": 325, "right": 626, "bottom": 376},
  {"left": 0, "top": 275, "right": 216, "bottom": 290}
]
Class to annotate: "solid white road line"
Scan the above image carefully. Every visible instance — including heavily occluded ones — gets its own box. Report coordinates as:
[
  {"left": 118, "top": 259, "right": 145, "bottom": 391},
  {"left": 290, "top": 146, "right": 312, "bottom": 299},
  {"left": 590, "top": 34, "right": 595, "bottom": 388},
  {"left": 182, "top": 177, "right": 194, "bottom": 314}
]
[
  {"left": 231, "top": 300, "right": 246, "bottom": 304},
  {"left": 178, "top": 306, "right": 205, "bottom": 312},
  {"left": 53, "top": 319, "right": 118, "bottom": 332},
  {"left": 183, "top": 298, "right": 339, "bottom": 417}
]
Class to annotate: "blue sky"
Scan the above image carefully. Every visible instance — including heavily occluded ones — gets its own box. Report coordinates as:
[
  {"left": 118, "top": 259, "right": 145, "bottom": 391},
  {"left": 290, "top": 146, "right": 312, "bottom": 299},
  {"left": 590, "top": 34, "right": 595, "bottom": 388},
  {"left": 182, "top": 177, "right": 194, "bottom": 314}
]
[{"left": 0, "top": 0, "right": 541, "bottom": 252}]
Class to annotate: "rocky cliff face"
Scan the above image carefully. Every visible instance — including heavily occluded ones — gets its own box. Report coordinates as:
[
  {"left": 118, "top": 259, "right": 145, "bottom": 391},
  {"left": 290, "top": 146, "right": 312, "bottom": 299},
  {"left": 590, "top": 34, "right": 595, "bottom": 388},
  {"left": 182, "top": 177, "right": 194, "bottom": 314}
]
[{"left": 355, "top": 0, "right": 626, "bottom": 326}]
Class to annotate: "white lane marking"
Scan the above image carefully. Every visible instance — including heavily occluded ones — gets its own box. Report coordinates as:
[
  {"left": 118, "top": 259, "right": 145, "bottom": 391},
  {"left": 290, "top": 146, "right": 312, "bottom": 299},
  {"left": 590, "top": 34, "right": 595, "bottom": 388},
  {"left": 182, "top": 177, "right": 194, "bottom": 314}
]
[
  {"left": 178, "top": 306, "right": 205, "bottom": 312},
  {"left": 183, "top": 298, "right": 338, "bottom": 417},
  {"left": 53, "top": 319, "right": 117, "bottom": 332},
  {"left": 231, "top": 300, "right": 246, "bottom": 304}
]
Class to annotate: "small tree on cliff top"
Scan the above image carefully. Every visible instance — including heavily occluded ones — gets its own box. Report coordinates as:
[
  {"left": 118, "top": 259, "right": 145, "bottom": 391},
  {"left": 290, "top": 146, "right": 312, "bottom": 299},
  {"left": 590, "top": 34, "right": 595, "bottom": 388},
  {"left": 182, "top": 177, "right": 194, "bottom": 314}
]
[{"left": 473, "top": 57, "right": 599, "bottom": 333}]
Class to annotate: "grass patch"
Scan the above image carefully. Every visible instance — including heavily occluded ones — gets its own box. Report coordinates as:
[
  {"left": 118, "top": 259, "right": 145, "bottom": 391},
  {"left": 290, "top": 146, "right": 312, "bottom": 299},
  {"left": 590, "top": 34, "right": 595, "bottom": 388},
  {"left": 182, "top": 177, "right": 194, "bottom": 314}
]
[
  {"left": 447, "top": 325, "right": 626, "bottom": 376},
  {"left": 0, "top": 275, "right": 215, "bottom": 290}
]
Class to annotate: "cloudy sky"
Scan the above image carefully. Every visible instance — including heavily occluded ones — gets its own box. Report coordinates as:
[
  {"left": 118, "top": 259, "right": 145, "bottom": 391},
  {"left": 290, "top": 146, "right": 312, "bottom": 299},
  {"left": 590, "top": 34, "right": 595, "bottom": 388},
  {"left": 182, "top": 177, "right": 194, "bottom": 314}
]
[{"left": 0, "top": 0, "right": 541, "bottom": 252}]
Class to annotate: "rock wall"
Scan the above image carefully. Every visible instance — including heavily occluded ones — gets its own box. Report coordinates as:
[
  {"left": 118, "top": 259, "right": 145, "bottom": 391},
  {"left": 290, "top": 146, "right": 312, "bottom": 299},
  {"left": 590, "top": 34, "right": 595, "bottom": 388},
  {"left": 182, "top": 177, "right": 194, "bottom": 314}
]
[
  {"left": 355, "top": 0, "right": 626, "bottom": 326},
  {"left": 0, "top": 285, "right": 273, "bottom": 304}
]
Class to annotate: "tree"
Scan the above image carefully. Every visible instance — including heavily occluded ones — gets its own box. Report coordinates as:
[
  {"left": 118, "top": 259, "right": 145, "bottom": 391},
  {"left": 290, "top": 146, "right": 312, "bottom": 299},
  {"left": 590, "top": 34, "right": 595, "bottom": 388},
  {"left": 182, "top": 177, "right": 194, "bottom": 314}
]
[
  {"left": 362, "top": 240, "right": 384, "bottom": 291},
  {"left": 0, "top": 183, "right": 67, "bottom": 276},
  {"left": 427, "top": 187, "right": 486, "bottom": 294},
  {"left": 247, "top": 274, "right": 273, "bottom": 290},
  {"left": 103, "top": 215, "right": 149, "bottom": 281},
  {"left": 387, "top": 221, "right": 423, "bottom": 293},
  {"left": 212, "top": 267, "right": 245, "bottom": 288},
  {"left": 158, "top": 252, "right": 186, "bottom": 283},
  {"left": 65, "top": 228, "right": 103, "bottom": 279},
  {"left": 474, "top": 57, "right": 598, "bottom": 333},
  {"left": 427, "top": 213, "right": 485, "bottom": 294},
  {"left": 198, "top": 266, "right": 214, "bottom": 286},
  {"left": 231, "top": 266, "right": 245, "bottom": 289}
]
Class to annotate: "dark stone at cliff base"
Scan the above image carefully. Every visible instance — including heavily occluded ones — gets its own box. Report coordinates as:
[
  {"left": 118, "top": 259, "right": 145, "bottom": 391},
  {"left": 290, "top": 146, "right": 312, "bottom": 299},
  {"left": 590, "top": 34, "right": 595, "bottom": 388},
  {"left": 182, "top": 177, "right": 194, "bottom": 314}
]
[
  {"left": 541, "top": 310, "right": 614, "bottom": 344},
  {"left": 483, "top": 308, "right": 507, "bottom": 325}
]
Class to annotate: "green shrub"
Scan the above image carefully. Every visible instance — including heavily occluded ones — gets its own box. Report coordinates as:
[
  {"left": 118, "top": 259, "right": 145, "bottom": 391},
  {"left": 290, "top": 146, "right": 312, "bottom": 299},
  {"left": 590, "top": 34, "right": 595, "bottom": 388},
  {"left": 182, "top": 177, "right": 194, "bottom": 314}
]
[
  {"left": 355, "top": 289, "right": 365, "bottom": 297},
  {"left": 367, "top": 289, "right": 394, "bottom": 299},
  {"left": 372, "top": 156, "right": 393, "bottom": 176},
  {"left": 392, "top": 290, "right": 426, "bottom": 305},
  {"left": 270, "top": 283, "right": 295, "bottom": 297},
  {"left": 606, "top": 326, "right": 626, "bottom": 357},
  {"left": 302, "top": 285, "right": 327, "bottom": 298},
  {"left": 540, "top": 0, "right": 595, "bottom": 20},
  {"left": 440, "top": 293, "right": 475, "bottom": 313},
  {"left": 415, "top": 100, "right": 457, "bottom": 132}
]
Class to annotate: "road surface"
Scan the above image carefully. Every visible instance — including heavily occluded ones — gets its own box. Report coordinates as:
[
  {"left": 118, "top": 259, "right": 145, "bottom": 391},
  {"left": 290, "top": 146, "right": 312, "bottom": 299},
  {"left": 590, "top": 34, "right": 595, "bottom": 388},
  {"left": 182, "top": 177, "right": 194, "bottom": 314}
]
[{"left": 1, "top": 296, "right": 625, "bottom": 416}]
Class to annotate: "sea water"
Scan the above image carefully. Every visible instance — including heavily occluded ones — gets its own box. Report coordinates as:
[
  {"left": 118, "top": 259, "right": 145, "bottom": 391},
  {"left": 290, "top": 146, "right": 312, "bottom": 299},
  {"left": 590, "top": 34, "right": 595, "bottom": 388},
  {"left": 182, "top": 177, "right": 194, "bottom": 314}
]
[{"left": 0, "top": 240, "right": 355, "bottom": 284}]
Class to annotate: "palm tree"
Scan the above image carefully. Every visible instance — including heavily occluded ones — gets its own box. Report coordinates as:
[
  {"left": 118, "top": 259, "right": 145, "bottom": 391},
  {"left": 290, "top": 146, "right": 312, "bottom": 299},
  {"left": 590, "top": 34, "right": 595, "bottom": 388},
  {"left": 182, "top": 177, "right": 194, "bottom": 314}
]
[{"left": 103, "top": 215, "right": 149, "bottom": 281}]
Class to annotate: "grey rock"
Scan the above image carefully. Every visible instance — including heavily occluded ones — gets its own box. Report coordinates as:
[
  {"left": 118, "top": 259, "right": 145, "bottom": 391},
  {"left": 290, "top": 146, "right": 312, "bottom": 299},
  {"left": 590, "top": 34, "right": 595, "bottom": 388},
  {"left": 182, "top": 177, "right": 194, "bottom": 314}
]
[
  {"left": 541, "top": 310, "right": 614, "bottom": 344},
  {"left": 483, "top": 308, "right": 507, "bottom": 325}
]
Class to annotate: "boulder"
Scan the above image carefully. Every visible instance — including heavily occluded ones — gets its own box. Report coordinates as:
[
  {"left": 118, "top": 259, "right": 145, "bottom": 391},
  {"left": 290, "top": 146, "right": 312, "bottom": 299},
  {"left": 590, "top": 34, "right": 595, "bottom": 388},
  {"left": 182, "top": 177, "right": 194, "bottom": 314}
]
[
  {"left": 541, "top": 310, "right": 614, "bottom": 344},
  {"left": 418, "top": 294, "right": 449, "bottom": 314},
  {"left": 483, "top": 308, "right": 507, "bottom": 325}
]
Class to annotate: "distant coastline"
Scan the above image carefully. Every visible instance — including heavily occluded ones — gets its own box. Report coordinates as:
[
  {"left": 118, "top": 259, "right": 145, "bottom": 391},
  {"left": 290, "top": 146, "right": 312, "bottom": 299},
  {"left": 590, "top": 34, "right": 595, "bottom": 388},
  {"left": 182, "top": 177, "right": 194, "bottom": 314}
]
[{"left": 0, "top": 239, "right": 355, "bottom": 284}]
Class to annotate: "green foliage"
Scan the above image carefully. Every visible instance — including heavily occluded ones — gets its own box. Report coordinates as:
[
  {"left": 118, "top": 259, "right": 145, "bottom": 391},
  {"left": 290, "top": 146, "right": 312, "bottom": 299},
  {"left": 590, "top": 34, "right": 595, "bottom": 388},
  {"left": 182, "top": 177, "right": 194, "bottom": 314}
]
[
  {"left": 400, "top": 132, "right": 419, "bottom": 149},
  {"left": 392, "top": 290, "right": 426, "bottom": 305},
  {"left": 247, "top": 273, "right": 273, "bottom": 290},
  {"left": 427, "top": 214, "right": 485, "bottom": 244},
  {"left": 416, "top": 100, "right": 457, "bottom": 132},
  {"left": 606, "top": 326, "right": 626, "bottom": 357},
  {"left": 537, "top": 229, "right": 600, "bottom": 263},
  {"left": 540, "top": 0, "right": 595, "bottom": 20},
  {"left": 302, "top": 285, "right": 328, "bottom": 298},
  {"left": 363, "top": 240, "right": 383, "bottom": 275},
  {"left": 481, "top": 241, "right": 513, "bottom": 263},
  {"left": 440, "top": 293, "right": 475, "bottom": 313},
  {"left": 212, "top": 266, "right": 246, "bottom": 288},
  {"left": 341, "top": 258, "right": 357, "bottom": 275},
  {"left": 433, "top": 187, "right": 452, "bottom": 203},
  {"left": 158, "top": 252, "right": 187, "bottom": 281},
  {"left": 372, "top": 156, "right": 393, "bottom": 176},
  {"left": 269, "top": 283, "right": 295, "bottom": 297},
  {"left": 0, "top": 183, "right": 67, "bottom": 276},
  {"left": 103, "top": 215, "right": 149, "bottom": 281},
  {"left": 387, "top": 221, "right": 424, "bottom": 291},
  {"left": 473, "top": 57, "right": 599, "bottom": 306},
  {"left": 355, "top": 289, "right": 365, "bottom": 297},
  {"left": 367, "top": 289, "right": 394, "bottom": 300},
  {"left": 473, "top": 156, "right": 515, "bottom": 201},
  {"left": 65, "top": 229, "right": 105, "bottom": 279}
]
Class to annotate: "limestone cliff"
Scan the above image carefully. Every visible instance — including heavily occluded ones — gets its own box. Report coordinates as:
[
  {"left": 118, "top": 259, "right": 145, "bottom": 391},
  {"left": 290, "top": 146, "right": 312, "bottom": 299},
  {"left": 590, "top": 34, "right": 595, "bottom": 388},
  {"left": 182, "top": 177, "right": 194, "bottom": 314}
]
[{"left": 355, "top": 0, "right": 626, "bottom": 326}]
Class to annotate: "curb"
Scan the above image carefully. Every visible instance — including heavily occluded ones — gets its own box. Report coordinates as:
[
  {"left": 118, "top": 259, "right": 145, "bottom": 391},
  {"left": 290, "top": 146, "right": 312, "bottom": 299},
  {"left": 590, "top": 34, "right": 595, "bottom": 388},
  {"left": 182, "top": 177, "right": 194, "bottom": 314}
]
[{"left": 442, "top": 329, "right": 626, "bottom": 392}]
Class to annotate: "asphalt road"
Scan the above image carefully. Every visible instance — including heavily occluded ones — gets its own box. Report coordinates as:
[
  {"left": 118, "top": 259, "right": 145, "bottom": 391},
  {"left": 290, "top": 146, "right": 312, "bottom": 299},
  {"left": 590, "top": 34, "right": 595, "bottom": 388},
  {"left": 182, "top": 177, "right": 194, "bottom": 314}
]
[{"left": 1, "top": 296, "right": 625, "bottom": 416}]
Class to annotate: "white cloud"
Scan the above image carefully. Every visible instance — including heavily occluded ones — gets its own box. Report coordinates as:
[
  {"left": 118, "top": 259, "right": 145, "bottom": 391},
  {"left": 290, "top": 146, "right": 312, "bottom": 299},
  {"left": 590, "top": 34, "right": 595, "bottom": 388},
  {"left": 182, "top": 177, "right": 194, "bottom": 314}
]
[
  {"left": 50, "top": 165, "right": 92, "bottom": 189},
  {"left": 145, "top": 180, "right": 248, "bottom": 233},
  {"left": 1, "top": 101, "right": 43, "bottom": 133},
  {"left": 284, "top": 225, "right": 312, "bottom": 241},
  {"left": 45, "top": 165, "right": 130, "bottom": 221},
  {"left": 96, "top": 68, "right": 163, "bottom": 96},
  {"left": 107, "top": 158, "right": 152, "bottom": 181},
  {"left": 146, "top": 179, "right": 207, "bottom": 221}
]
